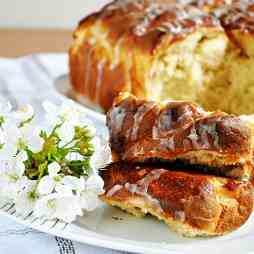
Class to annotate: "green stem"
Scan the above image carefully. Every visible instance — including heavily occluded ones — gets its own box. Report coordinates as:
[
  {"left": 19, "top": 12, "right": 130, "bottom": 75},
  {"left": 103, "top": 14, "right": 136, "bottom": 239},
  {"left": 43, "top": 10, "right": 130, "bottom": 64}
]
[{"left": 61, "top": 138, "right": 77, "bottom": 149}]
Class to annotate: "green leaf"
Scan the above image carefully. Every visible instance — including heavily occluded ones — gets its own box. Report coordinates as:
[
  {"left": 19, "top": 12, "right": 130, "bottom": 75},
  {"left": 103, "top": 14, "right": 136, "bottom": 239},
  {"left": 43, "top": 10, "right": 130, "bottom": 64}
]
[{"left": 24, "top": 123, "right": 96, "bottom": 180}]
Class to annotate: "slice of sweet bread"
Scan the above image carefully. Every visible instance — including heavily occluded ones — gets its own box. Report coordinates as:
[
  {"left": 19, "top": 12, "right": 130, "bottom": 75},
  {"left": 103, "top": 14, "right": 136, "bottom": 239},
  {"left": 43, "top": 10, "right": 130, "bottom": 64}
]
[
  {"left": 107, "top": 93, "right": 253, "bottom": 180},
  {"left": 100, "top": 162, "right": 253, "bottom": 237}
]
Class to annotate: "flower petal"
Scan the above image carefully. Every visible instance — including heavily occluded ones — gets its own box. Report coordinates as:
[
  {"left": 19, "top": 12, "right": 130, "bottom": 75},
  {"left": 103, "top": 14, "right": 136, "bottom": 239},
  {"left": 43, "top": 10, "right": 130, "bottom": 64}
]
[
  {"left": 54, "top": 196, "right": 82, "bottom": 223},
  {"left": 14, "top": 161, "right": 26, "bottom": 178},
  {"left": 61, "top": 176, "right": 85, "bottom": 193},
  {"left": 37, "top": 176, "right": 55, "bottom": 195},
  {"left": 16, "top": 150, "right": 28, "bottom": 162},
  {"left": 85, "top": 175, "right": 104, "bottom": 194},
  {"left": 20, "top": 125, "right": 44, "bottom": 152},
  {"left": 55, "top": 183, "right": 73, "bottom": 196},
  {"left": 57, "top": 123, "right": 75, "bottom": 146},
  {"left": 48, "top": 162, "right": 61, "bottom": 176},
  {"left": 34, "top": 194, "right": 57, "bottom": 219},
  {"left": 29, "top": 135, "right": 44, "bottom": 153},
  {"left": 15, "top": 180, "right": 38, "bottom": 216},
  {"left": 90, "top": 137, "right": 111, "bottom": 171},
  {"left": 14, "top": 104, "right": 34, "bottom": 123}
]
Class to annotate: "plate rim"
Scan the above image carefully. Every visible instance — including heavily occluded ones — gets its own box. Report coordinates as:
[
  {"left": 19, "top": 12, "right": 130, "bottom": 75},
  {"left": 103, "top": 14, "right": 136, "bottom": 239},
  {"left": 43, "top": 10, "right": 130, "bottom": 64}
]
[
  {"left": 0, "top": 203, "right": 192, "bottom": 254},
  {"left": 2, "top": 202, "right": 254, "bottom": 254},
  {"left": 54, "top": 74, "right": 106, "bottom": 123}
]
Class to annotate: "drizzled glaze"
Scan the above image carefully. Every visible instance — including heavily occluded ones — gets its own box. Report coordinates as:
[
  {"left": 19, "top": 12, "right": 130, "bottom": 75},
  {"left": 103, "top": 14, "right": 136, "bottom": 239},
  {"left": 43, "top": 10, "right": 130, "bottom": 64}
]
[
  {"left": 100, "top": 162, "right": 254, "bottom": 232},
  {"left": 124, "top": 169, "right": 167, "bottom": 212},
  {"left": 106, "top": 168, "right": 167, "bottom": 212},
  {"left": 107, "top": 95, "right": 251, "bottom": 165},
  {"left": 95, "top": 59, "right": 106, "bottom": 103},
  {"left": 102, "top": 0, "right": 254, "bottom": 37},
  {"left": 131, "top": 102, "right": 156, "bottom": 140},
  {"left": 84, "top": 47, "right": 93, "bottom": 94}
]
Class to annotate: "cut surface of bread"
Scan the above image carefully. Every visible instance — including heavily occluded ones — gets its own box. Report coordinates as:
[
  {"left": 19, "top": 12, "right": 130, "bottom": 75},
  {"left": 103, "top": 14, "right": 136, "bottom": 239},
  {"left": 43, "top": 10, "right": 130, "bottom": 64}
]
[
  {"left": 107, "top": 94, "right": 253, "bottom": 180},
  {"left": 69, "top": 0, "right": 254, "bottom": 114},
  {"left": 100, "top": 162, "right": 253, "bottom": 237}
]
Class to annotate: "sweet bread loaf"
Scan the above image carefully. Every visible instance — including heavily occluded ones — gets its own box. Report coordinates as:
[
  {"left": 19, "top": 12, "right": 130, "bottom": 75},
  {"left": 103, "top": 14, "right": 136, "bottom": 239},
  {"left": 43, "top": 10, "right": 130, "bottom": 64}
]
[
  {"left": 69, "top": 0, "right": 254, "bottom": 114},
  {"left": 107, "top": 93, "right": 253, "bottom": 180},
  {"left": 100, "top": 162, "right": 253, "bottom": 237}
]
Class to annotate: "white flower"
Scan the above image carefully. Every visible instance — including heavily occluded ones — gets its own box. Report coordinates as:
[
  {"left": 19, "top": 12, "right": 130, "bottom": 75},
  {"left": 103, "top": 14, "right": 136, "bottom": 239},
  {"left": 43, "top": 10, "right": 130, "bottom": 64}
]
[
  {"left": 43, "top": 100, "right": 95, "bottom": 130},
  {"left": 0, "top": 123, "right": 20, "bottom": 159},
  {"left": 0, "top": 151, "right": 28, "bottom": 200},
  {"left": 0, "top": 150, "right": 27, "bottom": 179},
  {"left": 37, "top": 162, "right": 63, "bottom": 195},
  {"left": 43, "top": 100, "right": 83, "bottom": 126},
  {"left": 34, "top": 193, "right": 82, "bottom": 223},
  {"left": 0, "top": 122, "right": 43, "bottom": 159},
  {"left": 38, "top": 163, "right": 86, "bottom": 197},
  {"left": 18, "top": 124, "right": 44, "bottom": 152},
  {"left": 57, "top": 122, "right": 75, "bottom": 147},
  {"left": 90, "top": 137, "right": 111, "bottom": 171},
  {"left": 57, "top": 176, "right": 85, "bottom": 195},
  {"left": 13, "top": 105, "right": 34, "bottom": 126},
  {"left": 80, "top": 174, "right": 104, "bottom": 211},
  {"left": 15, "top": 180, "right": 39, "bottom": 215}
]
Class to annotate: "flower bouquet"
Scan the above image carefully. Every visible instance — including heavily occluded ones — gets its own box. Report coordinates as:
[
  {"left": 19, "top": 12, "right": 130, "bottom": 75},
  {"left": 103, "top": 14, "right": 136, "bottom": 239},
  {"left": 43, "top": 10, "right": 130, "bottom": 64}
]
[{"left": 0, "top": 100, "right": 110, "bottom": 222}]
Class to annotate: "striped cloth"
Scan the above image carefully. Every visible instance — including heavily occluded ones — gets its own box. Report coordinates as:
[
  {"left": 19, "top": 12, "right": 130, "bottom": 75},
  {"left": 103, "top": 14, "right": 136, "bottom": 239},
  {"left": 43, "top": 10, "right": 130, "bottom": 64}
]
[{"left": 0, "top": 54, "right": 128, "bottom": 254}]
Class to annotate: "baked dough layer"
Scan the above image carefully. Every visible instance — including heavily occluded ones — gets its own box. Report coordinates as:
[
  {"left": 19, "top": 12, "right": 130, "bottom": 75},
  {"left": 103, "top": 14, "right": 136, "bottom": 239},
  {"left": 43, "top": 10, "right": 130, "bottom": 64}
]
[
  {"left": 107, "top": 94, "right": 253, "bottom": 180},
  {"left": 100, "top": 162, "right": 253, "bottom": 237}
]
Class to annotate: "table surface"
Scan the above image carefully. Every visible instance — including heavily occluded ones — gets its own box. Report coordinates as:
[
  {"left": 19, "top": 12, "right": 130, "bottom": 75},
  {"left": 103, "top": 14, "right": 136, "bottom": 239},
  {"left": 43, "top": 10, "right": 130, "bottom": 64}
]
[{"left": 0, "top": 29, "right": 72, "bottom": 57}]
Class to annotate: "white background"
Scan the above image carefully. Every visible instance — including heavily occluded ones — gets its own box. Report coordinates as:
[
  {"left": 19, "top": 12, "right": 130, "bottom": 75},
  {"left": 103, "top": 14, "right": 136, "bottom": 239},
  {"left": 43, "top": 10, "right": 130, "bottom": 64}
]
[{"left": 0, "top": 0, "right": 110, "bottom": 29}]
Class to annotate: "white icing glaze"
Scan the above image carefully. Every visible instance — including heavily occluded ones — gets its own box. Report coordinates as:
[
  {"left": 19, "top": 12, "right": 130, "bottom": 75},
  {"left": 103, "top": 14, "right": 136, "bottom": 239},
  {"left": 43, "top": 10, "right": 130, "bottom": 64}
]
[
  {"left": 131, "top": 103, "right": 155, "bottom": 140},
  {"left": 110, "top": 36, "right": 125, "bottom": 70},
  {"left": 134, "top": 3, "right": 167, "bottom": 36},
  {"left": 160, "top": 137, "right": 175, "bottom": 151},
  {"left": 95, "top": 59, "right": 106, "bottom": 103},
  {"left": 106, "top": 184, "right": 123, "bottom": 197},
  {"left": 152, "top": 125, "right": 159, "bottom": 139},
  {"left": 177, "top": 106, "right": 194, "bottom": 123},
  {"left": 110, "top": 106, "right": 126, "bottom": 135},
  {"left": 187, "top": 127, "right": 200, "bottom": 148},
  {"left": 124, "top": 169, "right": 167, "bottom": 212},
  {"left": 105, "top": 0, "right": 254, "bottom": 38},
  {"left": 200, "top": 123, "right": 219, "bottom": 149},
  {"left": 106, "top": 0, "right": 145, "bottom": 12},
  {"left": 84, "top": 47, "right": 93, "bottom": 94}
]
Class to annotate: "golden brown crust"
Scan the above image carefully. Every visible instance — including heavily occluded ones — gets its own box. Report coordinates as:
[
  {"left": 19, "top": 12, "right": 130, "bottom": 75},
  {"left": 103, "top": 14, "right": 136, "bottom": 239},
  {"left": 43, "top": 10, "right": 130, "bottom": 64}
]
[
  {"left": 69, "top": 0, "right": 254, "bottom": 111},
  {"left": 100, "top": 162, "right": 253, "bottom": 237},
  {"left": 106, "top": 94, "right": 253, "bottom": 179}
]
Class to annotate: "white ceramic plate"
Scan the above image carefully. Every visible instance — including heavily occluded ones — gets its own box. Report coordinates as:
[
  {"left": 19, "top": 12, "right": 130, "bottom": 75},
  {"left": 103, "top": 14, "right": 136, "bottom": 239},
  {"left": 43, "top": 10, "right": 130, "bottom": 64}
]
[
  {"left": 2, "top": 198, "right": 254, "bottom": 254},
  {"left": 54, "top": 74, "right": 105, "bottom": 119},
  {"left": 4, "top": 74, "right": 250, "bottom": 254}
]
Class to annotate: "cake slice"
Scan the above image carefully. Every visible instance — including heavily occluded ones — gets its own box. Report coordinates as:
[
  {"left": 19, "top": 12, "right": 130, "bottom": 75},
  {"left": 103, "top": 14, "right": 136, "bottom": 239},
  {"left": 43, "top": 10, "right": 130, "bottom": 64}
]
[
  {"left": 100, "top": 162, "right": 253, "bottom": 237},
  {"left": 107, "top": 94, "right": 253, "bottom": 180}
]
